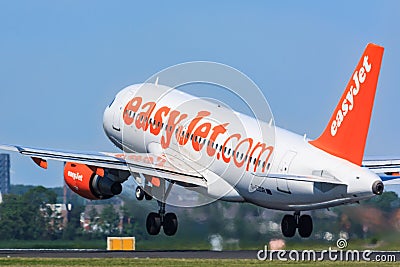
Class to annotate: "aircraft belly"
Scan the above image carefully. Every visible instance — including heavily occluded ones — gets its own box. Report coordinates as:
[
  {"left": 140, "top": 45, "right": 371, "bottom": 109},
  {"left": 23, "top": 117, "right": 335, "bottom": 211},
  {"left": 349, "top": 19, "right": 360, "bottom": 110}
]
[{"left": 240, "top": 174, "right": 349, "bottom": 211}]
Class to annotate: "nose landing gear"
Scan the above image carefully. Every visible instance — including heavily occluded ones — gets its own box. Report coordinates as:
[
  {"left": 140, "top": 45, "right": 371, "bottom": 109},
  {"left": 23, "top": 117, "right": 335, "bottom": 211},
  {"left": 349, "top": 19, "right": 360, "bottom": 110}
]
[
  {"left": 135, "top": 186, "right": 153, "bottom": 201},
  {"left": 281, "top": 212, "right": 313, "bottom": 238}
]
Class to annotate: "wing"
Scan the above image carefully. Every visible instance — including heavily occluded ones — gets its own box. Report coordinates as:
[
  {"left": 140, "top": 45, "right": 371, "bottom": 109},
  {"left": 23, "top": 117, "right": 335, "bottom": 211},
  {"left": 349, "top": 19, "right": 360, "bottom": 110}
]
[
  {"left": 0, "top": 144, "right": 207, "bottom": 188},
  {"left": 362, "top": 157, "right": 400, "bottom": 184}
]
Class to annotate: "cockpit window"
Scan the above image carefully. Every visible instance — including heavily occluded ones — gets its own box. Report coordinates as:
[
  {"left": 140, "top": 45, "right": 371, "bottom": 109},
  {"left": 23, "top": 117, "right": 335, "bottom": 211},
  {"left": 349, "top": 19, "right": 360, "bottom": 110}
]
[{"left": 108, "top": 97, "right": 116, "bottom": 108}]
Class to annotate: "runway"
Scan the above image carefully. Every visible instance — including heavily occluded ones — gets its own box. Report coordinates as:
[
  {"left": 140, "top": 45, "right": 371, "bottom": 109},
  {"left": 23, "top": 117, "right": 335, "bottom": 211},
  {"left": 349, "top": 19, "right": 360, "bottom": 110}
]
[
  {"left": 0, "top": 249, "right": 399, "bottom": 261},
  {"left": 0, "top": 249, "right": 256, "bottom": 259}
]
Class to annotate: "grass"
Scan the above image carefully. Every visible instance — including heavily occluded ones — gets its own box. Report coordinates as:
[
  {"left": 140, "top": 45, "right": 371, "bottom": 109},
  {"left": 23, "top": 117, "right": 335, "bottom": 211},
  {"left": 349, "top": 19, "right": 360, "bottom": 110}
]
[
  {"left": 0, "top": 258, "right": 398, "bottom": 267},
  {"left": 0, "top": 240, "right": 104, "bottom": 249},
  {"left": 0, "top": 238, "right": 399, "bottom": 251},
  {"left": 0, "top": 239, "right": 214, "bottom": 250}
]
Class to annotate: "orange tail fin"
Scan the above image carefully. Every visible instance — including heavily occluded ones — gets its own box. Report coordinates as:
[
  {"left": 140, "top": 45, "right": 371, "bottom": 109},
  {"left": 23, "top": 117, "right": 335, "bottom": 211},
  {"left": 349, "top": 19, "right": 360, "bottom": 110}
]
[{"left": 309, "top": 43, "right": 384, "bottom": 166}]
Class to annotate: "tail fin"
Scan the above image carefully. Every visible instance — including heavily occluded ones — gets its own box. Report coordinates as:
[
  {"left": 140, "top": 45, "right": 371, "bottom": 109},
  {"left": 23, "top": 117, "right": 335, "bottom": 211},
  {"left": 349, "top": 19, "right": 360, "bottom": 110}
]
[{"left": 309, "top": 43, "right": 384, "bottom": 166}]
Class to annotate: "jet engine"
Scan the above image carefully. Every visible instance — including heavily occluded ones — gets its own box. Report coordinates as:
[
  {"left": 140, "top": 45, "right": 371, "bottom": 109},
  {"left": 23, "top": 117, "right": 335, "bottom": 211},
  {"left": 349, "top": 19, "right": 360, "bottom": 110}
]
[{"left": 64, "top": 162, "right": 125, "bottom": 200}]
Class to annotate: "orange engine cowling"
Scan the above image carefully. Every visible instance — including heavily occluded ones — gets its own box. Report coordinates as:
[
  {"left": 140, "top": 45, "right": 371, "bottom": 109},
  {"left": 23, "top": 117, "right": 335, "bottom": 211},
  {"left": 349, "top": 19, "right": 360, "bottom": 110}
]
[{"left": 64, "top": 162, "right": 122, "bottom": 200}]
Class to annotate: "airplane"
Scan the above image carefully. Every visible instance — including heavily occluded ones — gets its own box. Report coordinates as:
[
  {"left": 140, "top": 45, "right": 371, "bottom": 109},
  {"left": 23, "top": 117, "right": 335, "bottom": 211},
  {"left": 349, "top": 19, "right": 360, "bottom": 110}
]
[{"left": 1, "top": 43, "right": 399, "bottom": 238}]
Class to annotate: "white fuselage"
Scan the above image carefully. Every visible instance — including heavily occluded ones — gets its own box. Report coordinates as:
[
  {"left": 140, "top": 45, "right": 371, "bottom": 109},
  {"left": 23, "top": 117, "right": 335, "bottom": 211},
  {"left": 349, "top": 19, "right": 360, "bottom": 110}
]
[{"left": 103, "top": 83, "right": 381, "bottom": 211}]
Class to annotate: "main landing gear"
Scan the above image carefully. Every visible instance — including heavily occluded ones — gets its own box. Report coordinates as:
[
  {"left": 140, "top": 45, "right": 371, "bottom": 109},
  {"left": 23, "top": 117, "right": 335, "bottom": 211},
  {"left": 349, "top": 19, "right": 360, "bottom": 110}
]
[
  {"left": 146, "top": 201, "right": 178, "bottom": 236},
  {"left": 135, "top": 185, "right": 178, "bottom": 236},
  {"left": 281, "top": 211, "right": 313, "bottom": 238}
]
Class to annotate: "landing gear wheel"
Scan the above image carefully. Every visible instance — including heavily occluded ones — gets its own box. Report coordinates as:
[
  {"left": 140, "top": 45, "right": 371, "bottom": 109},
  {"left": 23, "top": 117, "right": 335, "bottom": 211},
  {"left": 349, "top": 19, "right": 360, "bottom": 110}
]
[
  {"left": 135, "top": 186, "right": 144, "bottom": 201},
  {"left": 146, "top": 212, "right": 161, "bottom": 235},
  {"left": 163, "top": 213, "right": 178, "bottom": 236},
  {"left": 145, "top": 183, "right": 178, "bottom": 236},
  {"left": 144, "top": 191, "right": 153, "bottom": 201},
  {"left": 298, "top": 215, "right": 313, "bottom": 238},
  {"left": 281, "top": 214, "right": 296, "bottom": 238}
]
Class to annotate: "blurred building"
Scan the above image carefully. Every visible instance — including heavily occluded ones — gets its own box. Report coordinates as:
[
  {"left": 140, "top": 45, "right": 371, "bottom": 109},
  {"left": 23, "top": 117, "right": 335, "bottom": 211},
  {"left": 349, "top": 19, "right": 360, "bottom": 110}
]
[
  {"left": 41, "top": 203, "right": 68, "bottom": 231},
  {"left": 81, "top": 204, "right": 124, "bottom": 232},
  {"left": 0, "top": 154, "right": 10, "bottom": 195}
]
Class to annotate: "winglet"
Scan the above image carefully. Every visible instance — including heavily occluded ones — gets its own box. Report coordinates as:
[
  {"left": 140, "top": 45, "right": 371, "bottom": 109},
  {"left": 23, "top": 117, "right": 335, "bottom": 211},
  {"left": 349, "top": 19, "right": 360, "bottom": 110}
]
[{"left": 309, "top": 43, "right": 384, "bottom": 166}]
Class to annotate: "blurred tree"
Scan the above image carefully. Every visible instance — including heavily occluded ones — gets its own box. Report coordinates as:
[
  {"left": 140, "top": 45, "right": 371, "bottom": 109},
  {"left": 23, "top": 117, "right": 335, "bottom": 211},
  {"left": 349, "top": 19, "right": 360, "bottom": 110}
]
[
  {"left": 88, "top": 206, "right": 98, "bottom": 224},
  {"left": 0, "top": 194, "right": 26, "bottom": 239},
  {"left": 0, "top": 186, "right": 57, "bottom": 240},
  {"left": 100, "top": 204, "right": 120, "bottom": 235},
  {"left": 364, "top": 191, "right": 400, "bottom": 212},
  {"left": 120, "top": 205, "right": 134, "bottom": 236},
  {"left": 118, "top": 199, "right": 148, "bottom": 239},
  {"left": 62, "top": 203, "right": 84, "bottom": 240},
  {"left": 9, "top": 184, "right": 35, "bottom": 195}
]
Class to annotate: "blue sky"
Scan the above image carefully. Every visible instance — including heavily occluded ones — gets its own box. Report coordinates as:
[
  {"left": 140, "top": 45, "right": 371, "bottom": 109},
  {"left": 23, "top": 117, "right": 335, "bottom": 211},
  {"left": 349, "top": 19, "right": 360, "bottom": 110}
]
[{"left": 0, "top": 1, "right": 400, "bottom": 187}]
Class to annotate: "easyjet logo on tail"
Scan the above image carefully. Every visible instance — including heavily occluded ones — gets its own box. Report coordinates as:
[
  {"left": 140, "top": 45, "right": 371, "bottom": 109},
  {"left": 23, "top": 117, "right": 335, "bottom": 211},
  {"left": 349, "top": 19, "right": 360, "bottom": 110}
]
[
  {"left": 310, "top": 43, "right": 384, "bottom": 166},
  {"left": 331, "top": 55, "right": 372, "bottom": 136}
]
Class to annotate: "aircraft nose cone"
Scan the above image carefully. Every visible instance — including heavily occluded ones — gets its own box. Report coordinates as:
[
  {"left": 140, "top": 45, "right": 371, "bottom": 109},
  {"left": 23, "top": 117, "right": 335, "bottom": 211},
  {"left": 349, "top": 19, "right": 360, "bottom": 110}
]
[{"left": 372, "top": 180, "right": 384, "bottom": 195}]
